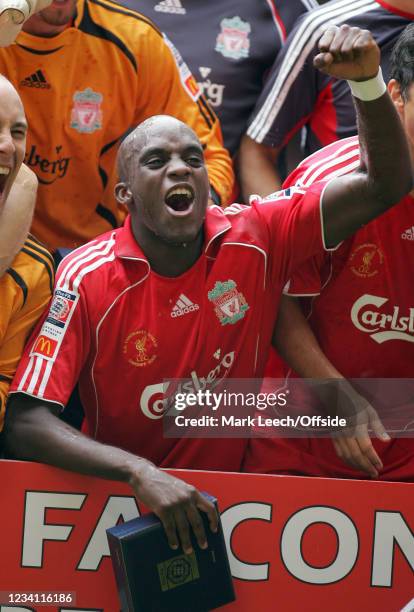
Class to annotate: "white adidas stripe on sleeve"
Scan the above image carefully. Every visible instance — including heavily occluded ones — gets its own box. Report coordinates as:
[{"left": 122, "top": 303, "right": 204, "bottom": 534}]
[{"left": 248, "top": 0, "right": 378, "bottom": 142}]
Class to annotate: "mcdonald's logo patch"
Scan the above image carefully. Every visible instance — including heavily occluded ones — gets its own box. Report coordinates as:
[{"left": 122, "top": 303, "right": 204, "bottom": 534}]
[
  {"left": 32, "top": 335, "right": 58, "bottom": 359},
  {"left": 184, "top": 75, "right": 200, "bottom": 99}
]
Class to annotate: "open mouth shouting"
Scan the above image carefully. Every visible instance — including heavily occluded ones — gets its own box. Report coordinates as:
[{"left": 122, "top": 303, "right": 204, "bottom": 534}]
[
  {"left": 0, "top": 165, "right": 12, "bottom": 202},
  {"left": 164, "top": 184, "right": 195, "bottom": 217}
]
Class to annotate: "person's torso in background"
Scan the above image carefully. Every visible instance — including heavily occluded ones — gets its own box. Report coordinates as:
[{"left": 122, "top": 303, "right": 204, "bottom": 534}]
[
  {"left": 0, "top": 0, "right": 146, "bottom": 250},
  {"left": 304, "top": 1, "right": 413, "bottom": 153},
  {"left": 285, "top": 136, "right": 414, "bottom": 379},
  {"left": 119, "top": 0, "right": 314, "bottom": 155}
]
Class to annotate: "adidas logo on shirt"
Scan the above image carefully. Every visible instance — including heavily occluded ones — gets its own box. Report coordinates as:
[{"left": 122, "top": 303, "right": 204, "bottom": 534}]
[
  {"left": 401, "top": 226, "right": 414, "bottom": 241},
  {"left": 20, "top": 70, "right": 51, "bottom": 89},
  {"left": 154, "top": 0, "right": 186, "bottom": 15},
  {"left": 171, "top": 294, "right": 199, "bottom": 318}
]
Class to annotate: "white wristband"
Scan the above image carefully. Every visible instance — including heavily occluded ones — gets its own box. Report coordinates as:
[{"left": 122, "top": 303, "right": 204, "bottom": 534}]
[{"left": 347, "top": 67, "right": 387, "bottom": 101}]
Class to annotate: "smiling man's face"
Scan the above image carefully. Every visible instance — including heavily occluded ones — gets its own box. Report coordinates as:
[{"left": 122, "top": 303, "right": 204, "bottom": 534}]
[
  {"left": 117, "top": 116, "right": 210, "bottom": 247},
  {"left": 0, "top": 77, "right": 27, "bottom": 210}
]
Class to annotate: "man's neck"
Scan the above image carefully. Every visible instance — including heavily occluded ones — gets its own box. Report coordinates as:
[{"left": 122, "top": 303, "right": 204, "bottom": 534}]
[
  {"left": 22, "top": 18, "right": 72, "bottom": 37},
  {"left": 381, "top": 0, "right": 414, "bottom": 15},
  {"left": 131, "top": 221, "right": 204, "bottom": 277}
]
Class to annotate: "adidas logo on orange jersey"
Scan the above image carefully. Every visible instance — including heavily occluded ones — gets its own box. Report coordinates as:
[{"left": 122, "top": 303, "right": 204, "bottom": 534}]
[
  {"left": 401, "top": 226, "right": 414, "bottom": 241},
  {"left": 171, "top": 293, "right": 199, "bottom": 318},
  {"left": 154, "top": 0, "right": 186, "bottom": 15},
  {"left": 20, "top": 69, "right": 50, "bottom": 89}
]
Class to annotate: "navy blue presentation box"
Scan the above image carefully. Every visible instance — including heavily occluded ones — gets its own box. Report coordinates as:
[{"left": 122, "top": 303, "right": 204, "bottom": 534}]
[{"left": 107, "top": 495, "right": 235, "bottom": 612}]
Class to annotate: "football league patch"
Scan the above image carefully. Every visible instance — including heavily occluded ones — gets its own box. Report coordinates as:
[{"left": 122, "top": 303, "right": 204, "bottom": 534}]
[{"left": 31, "top": 290, "right": 79, "bottom": 361}]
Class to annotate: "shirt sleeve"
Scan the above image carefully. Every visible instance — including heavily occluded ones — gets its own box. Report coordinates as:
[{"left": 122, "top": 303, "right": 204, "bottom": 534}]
[
  {"left": 246, "top": 11, "right": 336, "bottom": 149},
  {"left": 9, "top": 282, "right": 90, "bottom": 410},
  {"left": 253, "top": 181, "right": 330, "bottom": 286},
  {"left": 284, "top": 253, "right": 325, "bottom": 296},
  {"left": 276, "top": 0, "right": 318, "bottom": 40},
  {"left": 133, "top": 26, "right": 234, "bottom": 205},
  {"left": 280, "top": 137, "right": 361, "bottom": 296},
  {"left": 0, "top": 265, "right": 52, "bottom": 429}
]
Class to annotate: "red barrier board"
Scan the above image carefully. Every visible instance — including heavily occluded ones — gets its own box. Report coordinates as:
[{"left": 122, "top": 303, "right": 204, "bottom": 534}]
[{"left": 0, "top": 460, "right": 413, "bottom": 611}]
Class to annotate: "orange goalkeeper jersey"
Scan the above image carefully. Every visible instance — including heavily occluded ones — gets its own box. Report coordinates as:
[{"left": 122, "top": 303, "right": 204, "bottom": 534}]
[
  {"left": 0, "top": 0, "right": 233, "bottom": 251},
  {"left": 0, "top": 236, "right": 53, "bottom": 429}
]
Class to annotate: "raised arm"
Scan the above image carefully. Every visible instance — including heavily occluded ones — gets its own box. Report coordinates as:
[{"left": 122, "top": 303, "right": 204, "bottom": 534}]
[{"left": 318, "top": 26, "right": 413, "bottom": 247}]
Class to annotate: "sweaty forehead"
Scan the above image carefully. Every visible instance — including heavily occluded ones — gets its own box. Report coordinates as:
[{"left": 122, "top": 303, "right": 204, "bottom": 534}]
[
  {"left": 138, "top": 123, "right": 200, "bottom": 154},
  {"left": 118, "top": 117, "right": 201, "bottom": 177}
]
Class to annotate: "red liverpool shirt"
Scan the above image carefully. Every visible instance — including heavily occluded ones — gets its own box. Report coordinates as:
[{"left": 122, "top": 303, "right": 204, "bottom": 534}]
[
  {"left": 246, "top": 136, "right": 414, "bottom": 481},
  {"left": 286, "top": 135, "right": 414, "bottom": 378},
  {"left": 11, "top": 186, "right": 326, "bottom": 471}
]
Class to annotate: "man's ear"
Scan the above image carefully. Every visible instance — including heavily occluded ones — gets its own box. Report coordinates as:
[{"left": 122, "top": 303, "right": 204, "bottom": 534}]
[
  {"left": 115, "top": 182, "right": 132, "bottom": 205},
  {"left": 388, "top": 79, "right": 404, "bottom": 113}
]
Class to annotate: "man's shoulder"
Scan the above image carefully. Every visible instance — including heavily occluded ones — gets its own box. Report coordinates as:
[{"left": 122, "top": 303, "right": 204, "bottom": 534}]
[
  {"left": 220, "top": 185, "right": 322, "bottom": 222},
  {"left": 7, "top": 235, "right": 55, "bottom": 296},
  {"left": 84, "top": 0, "right": 163, "bottom": 42},
  {"left": 214, "top": 186, "right": 319, "bottom": 242},
  {"left": 207, "top": 203, "right": 265, "bottom": 247},
  {"left": 283, "top": 0, "right": 383, "bottom": 54},
  {"left": 55, "top": 230, "right": 118, "bottom": 292},
  {"left": 284, "top": 136, "right": 361, "bottom": 188}
]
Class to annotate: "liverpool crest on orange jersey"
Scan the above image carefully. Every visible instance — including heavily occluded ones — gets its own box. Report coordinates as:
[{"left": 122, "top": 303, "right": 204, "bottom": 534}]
[{"left": 70, "top": 87, "right": 103, "bottom": 134}]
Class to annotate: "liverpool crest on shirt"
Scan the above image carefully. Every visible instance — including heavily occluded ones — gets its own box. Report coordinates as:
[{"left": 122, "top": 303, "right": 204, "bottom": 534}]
[
  {"left": 215, "top": 16, "right": 251, "bottom": 60},
  {"left": 70, "top": 87, "right": 103, "bottom": 134},
  {"left": 208, "top": 280, "right": 249, "bottom": 325}
]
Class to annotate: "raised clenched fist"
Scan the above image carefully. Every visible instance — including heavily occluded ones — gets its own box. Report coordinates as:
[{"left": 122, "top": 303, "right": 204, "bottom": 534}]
[{"left": 314, "top": 24, "right": 380, "bottom": 82}]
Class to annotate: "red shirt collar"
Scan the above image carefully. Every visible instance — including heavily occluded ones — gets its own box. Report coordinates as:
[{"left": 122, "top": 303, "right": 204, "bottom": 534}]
[{"left": 115, "top": 206, "right": 232, "bottom": 262}]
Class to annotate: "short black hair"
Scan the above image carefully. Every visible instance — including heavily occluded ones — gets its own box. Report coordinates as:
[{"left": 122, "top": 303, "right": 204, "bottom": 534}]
[{"left": 390, "top": 23, "right": 414, "bottom": 101}]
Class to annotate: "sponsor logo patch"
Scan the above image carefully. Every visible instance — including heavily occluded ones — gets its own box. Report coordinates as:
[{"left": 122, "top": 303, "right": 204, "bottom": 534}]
[
  {"left": 140, "top": 350, "right": 235, "bottom": 419},
  {"left": 349, "top": 243, "right": 384, "bottom": 278},
  {"left": 32, "top": 335, "right": 58, "bottom": 359},
  {"left": 171, "top": 294, "right": 199, "bottom": 318},
  {"left": 30, "top": 290, "right": 80, "bottom": 361},
  {"left": 20, "top": 69, "right": 51, "bottom": 89},
  {"left": 25, "top": 145, "right": 71, "bottom": 185},
  {"left": 47, "top": 290, "right": 77, "bottom": 328},
  {"left": 124, "top": 330, "right": 158, "bottom": 367},
  {"left": 351, "top": 294, "right": 414, "bottom": 343},
  {"left": 197, "top": 67, "right": 225, "bottom": 108},
  {"left": 199, "top": 66, "right": 211, "bottom": 79},
  {"left": 215, "top": 16, "right": 251, "bottom": 60},
  {"left": 402, "top": 226, "right": 414, "bottom": 241},
  {"left": 208, "top": 280, "right": 249, "bottom": 325},
  {"left": 70, "top": 88, "right": 103, "bottom": 134},
  {"left": 154, "top": 0, "right": 186, "bottom": 14}
]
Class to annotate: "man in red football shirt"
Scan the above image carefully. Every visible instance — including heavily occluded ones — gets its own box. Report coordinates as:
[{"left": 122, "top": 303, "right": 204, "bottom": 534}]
[
  {"left": 245, "top": 23, "right": 414, "bottom": 482},
  {"left": 4, "top": 25, "right": 413, "bottom": 551}
]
